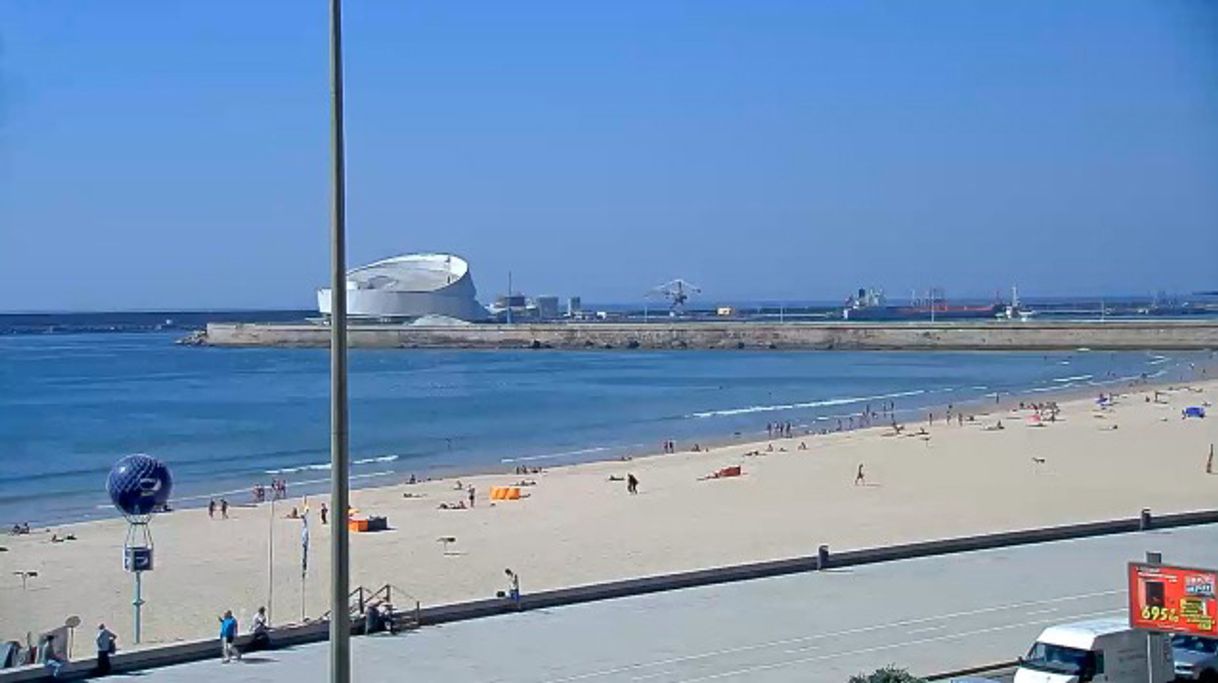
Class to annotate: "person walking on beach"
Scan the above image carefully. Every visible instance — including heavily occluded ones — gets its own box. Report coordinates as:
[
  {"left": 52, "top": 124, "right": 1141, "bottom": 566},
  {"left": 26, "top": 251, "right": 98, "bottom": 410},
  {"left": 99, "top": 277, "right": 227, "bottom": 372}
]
[
  {"left": 220, "top": 499, "right": 229, "bottom": 519},
  {"left": 219, "top": 610, "right": 240, "bottom": 662},
  {"left": 467, "top": 485, "right": 476, "bottom": 508},
  {"left": 854, "top": 464, "right": 866, "bottom": 486},
  {"left": 627, "top": 473, "right": 639, "bottom": 494},
  {"left": 95, "top": 623, "right": 117, "bottom": 675},
  {"left": 320, "top": 502, "right": 328, "bottom": 525},
  {"left": 208, "top": 499, "right": 216, "bottom": 519},
  {"left": 1208, "top": 444, "right": 1214, "bottom": 475}
]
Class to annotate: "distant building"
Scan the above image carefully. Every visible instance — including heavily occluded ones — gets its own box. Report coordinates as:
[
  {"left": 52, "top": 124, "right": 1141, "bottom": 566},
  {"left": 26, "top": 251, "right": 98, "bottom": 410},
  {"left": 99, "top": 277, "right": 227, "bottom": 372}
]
[
  {"left": 536, "top": 296, "right": 560, "bottom": 320},
  {"left": 317, "top": 253, "right": 487, "bottom": 322},
  {"left": 567, "top": 297, "right": 582, "bottom": 318}
]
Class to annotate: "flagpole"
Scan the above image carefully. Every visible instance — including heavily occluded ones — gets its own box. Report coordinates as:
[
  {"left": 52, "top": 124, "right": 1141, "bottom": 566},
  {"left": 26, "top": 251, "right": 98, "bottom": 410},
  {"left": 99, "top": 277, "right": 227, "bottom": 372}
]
[
  {"left": 268, "top": 495, "right": 275, "bottom": 624},
  {"left": 328, "top": 0, "right": 352, "bottom": 679},
  {"left": 301, "top": 502, "right": 309, "bottom": 622}
]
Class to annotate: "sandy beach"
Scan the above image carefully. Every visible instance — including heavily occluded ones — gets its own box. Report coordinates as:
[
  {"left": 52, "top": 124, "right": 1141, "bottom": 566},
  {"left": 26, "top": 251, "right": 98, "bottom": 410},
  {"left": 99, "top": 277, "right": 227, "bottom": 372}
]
[{"left": 2, "top": 378, "right": 1215, "bottom": 655}]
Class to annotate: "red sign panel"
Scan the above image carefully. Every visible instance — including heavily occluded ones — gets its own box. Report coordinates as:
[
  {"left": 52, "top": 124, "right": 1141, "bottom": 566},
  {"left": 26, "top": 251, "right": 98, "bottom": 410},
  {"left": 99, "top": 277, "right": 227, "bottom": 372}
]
[{"left": 1128, "top": 562, "right": 1218, "bottom": 636}]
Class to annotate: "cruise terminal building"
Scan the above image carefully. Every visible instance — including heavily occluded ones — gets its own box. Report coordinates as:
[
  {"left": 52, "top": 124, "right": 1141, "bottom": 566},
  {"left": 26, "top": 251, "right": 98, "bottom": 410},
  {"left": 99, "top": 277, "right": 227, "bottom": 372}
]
[{"left": 316, "top": 253, "right": 488, "bottom": 323}]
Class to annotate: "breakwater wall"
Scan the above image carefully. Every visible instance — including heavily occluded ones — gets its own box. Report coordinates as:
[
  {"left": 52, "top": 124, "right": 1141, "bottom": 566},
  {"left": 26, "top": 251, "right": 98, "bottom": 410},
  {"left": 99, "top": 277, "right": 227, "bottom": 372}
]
[{"left": 194, "top": 320, "right": 1218, "bottom": 350}]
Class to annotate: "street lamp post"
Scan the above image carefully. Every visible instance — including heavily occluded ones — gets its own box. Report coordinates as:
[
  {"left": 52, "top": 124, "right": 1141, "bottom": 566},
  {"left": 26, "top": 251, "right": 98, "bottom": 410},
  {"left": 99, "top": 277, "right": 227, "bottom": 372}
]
[
  {"left": 13, "top": 570, "right": 37, "bottom": 648},
  {"left": 328, "top": 0, "right": 352, "bottom": 681}
]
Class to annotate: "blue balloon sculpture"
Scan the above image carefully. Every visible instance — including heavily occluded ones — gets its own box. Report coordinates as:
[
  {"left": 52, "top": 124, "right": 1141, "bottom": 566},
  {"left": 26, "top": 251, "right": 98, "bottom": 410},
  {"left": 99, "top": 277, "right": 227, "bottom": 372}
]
[{"left": 107, "top": 454, "right": 173, "bottom": 519}]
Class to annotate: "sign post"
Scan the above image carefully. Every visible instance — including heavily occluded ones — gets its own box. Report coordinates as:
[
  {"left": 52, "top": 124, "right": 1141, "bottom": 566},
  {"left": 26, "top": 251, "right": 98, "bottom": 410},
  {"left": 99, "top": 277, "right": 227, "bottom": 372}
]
[
  {"left": 1128, "top": 561, "right": 1218, "bottom": 636},
  {"left": 1128, "top": 557, "right": 1218, "bottom": 683},
  {"left": 107, "top": 454, "right": 173, "bottom": 645}
]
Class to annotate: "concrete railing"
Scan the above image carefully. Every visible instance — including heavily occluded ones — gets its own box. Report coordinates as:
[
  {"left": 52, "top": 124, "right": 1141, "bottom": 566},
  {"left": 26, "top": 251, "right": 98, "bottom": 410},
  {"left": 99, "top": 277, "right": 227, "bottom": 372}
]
[{"left": 5, "top": 507, "right": 1216, "bottom": 681}]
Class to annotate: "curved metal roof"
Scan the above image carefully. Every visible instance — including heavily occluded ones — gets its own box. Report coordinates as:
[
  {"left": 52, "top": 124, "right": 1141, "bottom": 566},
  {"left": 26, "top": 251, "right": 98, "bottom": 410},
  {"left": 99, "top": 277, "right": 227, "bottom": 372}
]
[{"left": 345, "top": 253, "right": 470, "bottom": 293}]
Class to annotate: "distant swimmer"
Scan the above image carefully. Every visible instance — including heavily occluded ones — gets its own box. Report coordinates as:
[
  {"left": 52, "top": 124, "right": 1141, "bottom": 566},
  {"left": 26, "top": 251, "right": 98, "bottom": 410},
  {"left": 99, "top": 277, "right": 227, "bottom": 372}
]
[{"left": 854, "top": 464, "right": 865, "bottom": 486}]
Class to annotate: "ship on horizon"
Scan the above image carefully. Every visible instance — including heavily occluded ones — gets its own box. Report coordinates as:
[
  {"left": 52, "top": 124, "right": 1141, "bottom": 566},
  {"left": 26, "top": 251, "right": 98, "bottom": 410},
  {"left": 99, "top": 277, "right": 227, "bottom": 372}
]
[{"left": 842, "top": 287, "right": 1019, "bottom": 322}]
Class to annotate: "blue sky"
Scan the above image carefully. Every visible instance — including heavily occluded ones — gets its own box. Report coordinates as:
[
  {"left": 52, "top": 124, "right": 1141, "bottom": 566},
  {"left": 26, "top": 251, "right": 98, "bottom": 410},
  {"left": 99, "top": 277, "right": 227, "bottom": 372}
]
[{"left": 1, "top": 1, "right": 1216, "bottom": 311}]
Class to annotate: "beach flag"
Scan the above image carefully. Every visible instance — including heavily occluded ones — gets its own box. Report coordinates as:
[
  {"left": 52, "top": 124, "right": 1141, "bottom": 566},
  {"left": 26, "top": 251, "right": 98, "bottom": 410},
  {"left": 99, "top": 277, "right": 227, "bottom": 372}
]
[{"left": 301, "top": 508, "right": 310, "bottom": 577}]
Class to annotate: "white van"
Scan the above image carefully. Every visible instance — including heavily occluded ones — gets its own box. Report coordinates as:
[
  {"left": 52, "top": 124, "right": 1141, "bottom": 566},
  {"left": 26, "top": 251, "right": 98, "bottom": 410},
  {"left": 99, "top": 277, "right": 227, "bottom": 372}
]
[{"left": 1014, "top": 618, "right": 1173, "bottom": 683}]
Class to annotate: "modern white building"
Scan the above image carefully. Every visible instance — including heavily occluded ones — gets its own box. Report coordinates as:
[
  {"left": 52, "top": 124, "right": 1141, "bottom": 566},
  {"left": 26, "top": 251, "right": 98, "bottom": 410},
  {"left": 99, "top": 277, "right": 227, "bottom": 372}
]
[{"left": 317, "top": 253, "right": 488, "bottom": 322}]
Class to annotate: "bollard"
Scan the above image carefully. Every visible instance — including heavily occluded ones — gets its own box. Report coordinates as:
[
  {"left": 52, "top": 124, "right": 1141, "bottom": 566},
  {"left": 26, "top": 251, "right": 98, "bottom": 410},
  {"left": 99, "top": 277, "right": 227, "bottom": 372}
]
[
  {"left": 818, "top": 544, "right": 830, "bottom": 570},
  {"left": 1140, "top": 508, "right": 1152, "bottom": 531}
]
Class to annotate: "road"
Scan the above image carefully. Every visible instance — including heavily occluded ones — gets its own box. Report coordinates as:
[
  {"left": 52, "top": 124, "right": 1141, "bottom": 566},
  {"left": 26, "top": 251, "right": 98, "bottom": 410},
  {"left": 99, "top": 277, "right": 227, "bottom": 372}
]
[{"left": 138, "top": 524, "right": 1218, "bottom": 682}]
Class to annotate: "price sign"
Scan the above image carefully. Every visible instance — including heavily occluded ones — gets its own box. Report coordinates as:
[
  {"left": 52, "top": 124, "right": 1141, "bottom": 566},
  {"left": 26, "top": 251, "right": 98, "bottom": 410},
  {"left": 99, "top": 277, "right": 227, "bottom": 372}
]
[{"left": 1128, "top": 562, "right": 1218, "bottom": 636}]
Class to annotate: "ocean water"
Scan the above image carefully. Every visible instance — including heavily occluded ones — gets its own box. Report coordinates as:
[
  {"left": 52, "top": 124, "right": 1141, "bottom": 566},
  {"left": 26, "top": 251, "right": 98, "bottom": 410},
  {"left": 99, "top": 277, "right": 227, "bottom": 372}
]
[{"left": 0, "top": 332, "right": 1202, "bottom": 525}]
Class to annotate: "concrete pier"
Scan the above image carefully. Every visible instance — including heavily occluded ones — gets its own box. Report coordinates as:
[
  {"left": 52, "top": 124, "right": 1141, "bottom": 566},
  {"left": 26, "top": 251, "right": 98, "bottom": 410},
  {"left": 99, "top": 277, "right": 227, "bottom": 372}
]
[{"left": 192, "top": 320, "right": 1218, "bottom": 351}]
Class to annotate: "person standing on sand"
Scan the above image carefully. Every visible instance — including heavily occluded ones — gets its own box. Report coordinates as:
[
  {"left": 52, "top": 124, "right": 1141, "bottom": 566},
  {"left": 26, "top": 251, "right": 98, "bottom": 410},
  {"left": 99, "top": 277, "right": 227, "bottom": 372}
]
[
  {"left": 627, "top": 473, "right": 639, "bottom": 494},
  {"left": 320, "top": 502, "right": 328, "bottom": 525},
  {"left": 208, "top": 499, "right": 215, "bottom": 519},
  {"left": 467, "top": 485, "right": 476, "bottom": 508},
  {"left": 220, "top": 499, "right": 229, "bottom": 519},
  {"left": 855, "top": 464, "right": 865, "bottom": 486},
  {"left": 1207, "top": 444, "right": 1214, "bottom": 475},
  {"left": 219, "top": 610, "right": 240, "bottom": 662},
  {"left": 96, "top": 623, "right": 117, "bottom": 675}
]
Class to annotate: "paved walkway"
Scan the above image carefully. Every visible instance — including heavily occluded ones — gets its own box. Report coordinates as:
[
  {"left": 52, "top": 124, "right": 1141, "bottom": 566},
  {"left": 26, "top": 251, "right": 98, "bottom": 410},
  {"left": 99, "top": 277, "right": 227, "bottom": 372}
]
[{"left": 135, "top": 525, "right": 1218, "bottom": 682}]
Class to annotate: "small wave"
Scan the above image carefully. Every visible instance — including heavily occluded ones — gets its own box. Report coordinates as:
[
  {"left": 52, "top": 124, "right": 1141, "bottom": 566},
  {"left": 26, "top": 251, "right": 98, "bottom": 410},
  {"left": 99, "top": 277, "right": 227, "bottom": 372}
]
[
  {"left": 688, "top": 390, "right": 926, "bottom": 419},
  {"left": 1052, "top": 375, "right": 1093, "bottom": 383},
  {"left": 1058, "top": 361, "right": 1071, "bottom": 366},
  {"left": 1147, "top": 356, "right": 1170, "bottom": 366},
  {"left": 971, "top": 386, "right": 989, "bottom": 391},
  {"left": 265, "top": 463, "right": 331, "bottom": 475},
  {"left": 110, "top": 470, "right": 399, "bottom": 507},
  {"left": 265, "top": 454, "right": 398, "bottom": 475},
  {"left": 354, "top": 455, "right": 399, "bottom": 466},
  {"left": 502, "top": 446, "right": 614, "bottom": 464}
]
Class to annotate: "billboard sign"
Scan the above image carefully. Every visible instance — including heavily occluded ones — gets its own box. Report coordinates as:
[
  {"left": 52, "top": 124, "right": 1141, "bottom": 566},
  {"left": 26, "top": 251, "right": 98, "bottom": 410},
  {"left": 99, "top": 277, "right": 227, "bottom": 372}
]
[{"left": 1128, "top": 562, "right": 1218, "bottom": 636}]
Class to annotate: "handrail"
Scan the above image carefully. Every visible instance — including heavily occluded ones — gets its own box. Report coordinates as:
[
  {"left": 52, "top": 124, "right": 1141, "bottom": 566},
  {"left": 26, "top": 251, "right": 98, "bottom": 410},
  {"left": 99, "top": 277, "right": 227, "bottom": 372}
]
[{"left": 315, "top": 583, "right": 421, "bottom": 628}]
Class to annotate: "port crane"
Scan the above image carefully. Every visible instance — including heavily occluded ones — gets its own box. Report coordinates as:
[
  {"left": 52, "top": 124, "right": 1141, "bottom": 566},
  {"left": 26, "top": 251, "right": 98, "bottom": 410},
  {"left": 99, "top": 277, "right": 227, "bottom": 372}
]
[{"left": 649, "top": 279, "right": 702, "bottom": 316}]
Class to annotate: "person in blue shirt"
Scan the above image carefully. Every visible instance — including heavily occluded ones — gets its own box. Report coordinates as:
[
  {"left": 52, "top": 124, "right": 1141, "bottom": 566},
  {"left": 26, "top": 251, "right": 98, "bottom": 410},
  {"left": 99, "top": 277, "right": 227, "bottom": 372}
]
[{"left": 218, "top": 610, "right": 241, "bottom": 663}]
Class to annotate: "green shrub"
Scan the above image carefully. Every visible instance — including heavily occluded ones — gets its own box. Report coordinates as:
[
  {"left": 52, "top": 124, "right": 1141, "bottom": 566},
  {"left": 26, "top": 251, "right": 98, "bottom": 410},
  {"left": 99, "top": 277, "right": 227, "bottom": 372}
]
[{"left": 847, "top": 665, "right": 926, "bottom": 683}]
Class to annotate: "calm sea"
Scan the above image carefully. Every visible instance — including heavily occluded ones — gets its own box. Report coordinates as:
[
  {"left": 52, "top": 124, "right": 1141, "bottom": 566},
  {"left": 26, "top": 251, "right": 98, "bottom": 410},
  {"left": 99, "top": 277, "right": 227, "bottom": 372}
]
[{"left": 0, "top": 332, "right": 1201, "bottom": 525}]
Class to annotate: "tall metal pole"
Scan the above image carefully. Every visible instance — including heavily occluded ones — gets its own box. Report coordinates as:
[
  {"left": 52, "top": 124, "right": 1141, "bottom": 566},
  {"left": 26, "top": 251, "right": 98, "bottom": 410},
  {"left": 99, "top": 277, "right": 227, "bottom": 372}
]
[
  {"left": 133, "top": 572, "right": 143, "bottom": 644},
  {"left": 328, "top": 0, "right": 352, "bottom": 680},
  {"left": 268, "top": 495, "right": 275, "bottom": 624}
]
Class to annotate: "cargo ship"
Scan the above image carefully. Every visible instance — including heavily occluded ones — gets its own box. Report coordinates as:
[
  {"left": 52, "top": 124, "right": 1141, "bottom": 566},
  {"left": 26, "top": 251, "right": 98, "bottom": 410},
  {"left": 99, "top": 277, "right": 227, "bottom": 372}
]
[{"left": 842, "top": 288, "right": 1007, "bottom": 321}]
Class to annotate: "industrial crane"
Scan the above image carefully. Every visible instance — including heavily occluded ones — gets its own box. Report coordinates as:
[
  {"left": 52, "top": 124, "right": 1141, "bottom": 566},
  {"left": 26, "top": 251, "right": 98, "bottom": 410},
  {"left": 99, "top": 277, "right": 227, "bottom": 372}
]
[{"left": 649, "top": 279, "right": 702, "bottom": 316}]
